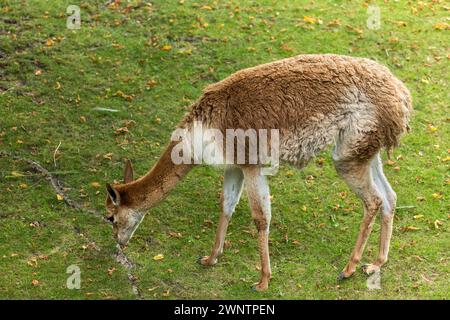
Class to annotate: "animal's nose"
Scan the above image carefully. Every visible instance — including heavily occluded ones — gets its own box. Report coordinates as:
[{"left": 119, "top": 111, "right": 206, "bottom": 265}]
[{"left": 106, "top": 215, "right": 114, "bottom": 223}]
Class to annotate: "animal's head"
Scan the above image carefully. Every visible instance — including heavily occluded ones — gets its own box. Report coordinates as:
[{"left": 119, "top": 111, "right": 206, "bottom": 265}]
[{"left": 105, "top": 160, "right": 145, "bottom": 247}]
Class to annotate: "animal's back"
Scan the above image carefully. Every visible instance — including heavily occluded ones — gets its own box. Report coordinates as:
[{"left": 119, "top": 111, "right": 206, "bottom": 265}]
[{"left": 184, "top": 54, "right": 412, "bottom": 166}]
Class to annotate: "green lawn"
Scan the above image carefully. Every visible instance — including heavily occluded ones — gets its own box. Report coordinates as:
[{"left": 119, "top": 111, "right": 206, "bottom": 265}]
[{"left": 0, "top": 0, "right": 448, "bottom": 299}]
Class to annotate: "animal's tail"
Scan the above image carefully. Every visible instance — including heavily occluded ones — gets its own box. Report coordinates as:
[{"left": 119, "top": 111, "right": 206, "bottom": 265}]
[{"left": 385, "top": 82, "right": 413, "bottom": 159}]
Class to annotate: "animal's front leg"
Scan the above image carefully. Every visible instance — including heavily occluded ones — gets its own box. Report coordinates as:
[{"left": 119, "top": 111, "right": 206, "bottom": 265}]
[
  {"left": 199, "top": 166, "right": 244, "bottom": 266},
  {"left": 243, "top": 166, "right": 272, "bottom": 291}
]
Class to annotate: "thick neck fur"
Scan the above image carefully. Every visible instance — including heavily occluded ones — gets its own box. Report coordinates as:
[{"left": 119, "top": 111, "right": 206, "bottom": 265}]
[{"left": 116, "top": 141, "right": 193, "bottom": 210}]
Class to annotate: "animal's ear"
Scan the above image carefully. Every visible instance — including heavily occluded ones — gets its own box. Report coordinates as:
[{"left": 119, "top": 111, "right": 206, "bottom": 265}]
[
  {"left": 123, "top": 159, "right": 134, "bottom": 183},
  {"left": 106, "top": 183, "right": 120, "bottom": 206}
]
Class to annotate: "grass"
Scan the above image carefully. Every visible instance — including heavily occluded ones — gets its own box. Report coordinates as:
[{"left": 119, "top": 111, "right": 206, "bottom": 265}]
[{"left": 0, "top": 0, "right": 448, "bottom": 299}]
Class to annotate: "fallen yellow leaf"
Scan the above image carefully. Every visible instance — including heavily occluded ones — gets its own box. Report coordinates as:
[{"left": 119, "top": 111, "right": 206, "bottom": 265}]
[
  {"left": 280, "top": 43, "right": 293, "bottom": 52},
  {"left": 389, "top": 37, "right": 399, "bottom": 43},
  {"left": 434, "top": 220, "right": 443, "bottom": 229},
  {"left": 432, "top": 193, "right": 443, "bottom": 200},
  {"left": 27, "top": 257, "right": 38, "bottom": 267},
  {"left": 146, "top": 79, "right": 157, "bottom": 88},
  {"left": 161, "top": 44, "right": 172, "bottom": 51},
  {"left": 103, "top": 153, "right": 113, "bottom": 160},
  {"left": 434, "top": 22, "right": 449, "bottom": 30},
  {"left": 112, "top": 43, "right": 124, "bottom": 50},
  {"left": 11, "top": 171, "right": 24, "bottom": 177},
  {"left": 403, "top": 226, "right": 420, "bottom": 232},
  {"left": 394, "top": 21, "right": 407, "bottom": 27},
  {"left": 153, "top": 254, "right": 164, "bottom": 261},
  {"left": 113, "top": 90, "right": 133, "bottom": 101},
  {"left": 107, "top": 267, "right": 116, "bottom": 276},
  {"left": 56, "top": 194, "right": 64, "bottom": 201},
  {"left": 168, "top": 231, "right": 182, "bottom": 238},
  {"left": 386, "top": 159, "right": 396, "bottom": 166},
  {"left": 91, "top": 182, "right": 101, "bottom": 188},
  {"left": 427, "top": 124, "right": 438, "bottom": 133},
  {"left": 303, "top": 16, "right": 317, "bottom": 24},
  {"left": 115, "top": 127, "right": 129, "bottom": 135},
  {"left": 327, "top": 19, "right": 341, "bottom": 27}
]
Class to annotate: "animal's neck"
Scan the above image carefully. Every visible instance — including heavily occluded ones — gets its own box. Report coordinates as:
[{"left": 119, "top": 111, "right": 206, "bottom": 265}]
[{"left": 121, "top": 141, "right": 193, "bottom": 210}]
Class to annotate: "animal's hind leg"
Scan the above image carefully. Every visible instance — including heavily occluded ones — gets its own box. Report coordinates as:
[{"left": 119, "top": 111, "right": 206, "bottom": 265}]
[
  {"left": 242, "top": 166, "right": 272, "bottom": 291},
  {"left": 362, "top": 153, "right": 397, "bottom": 275},
  {"left": 334, "top": 157, "right": 382, "bottom": 280},
  {"left": 199, "top": 166, "right": 244, "bottom": 266}
]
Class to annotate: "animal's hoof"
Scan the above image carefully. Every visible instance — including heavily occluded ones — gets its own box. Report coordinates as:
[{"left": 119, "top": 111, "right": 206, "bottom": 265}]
[
  {"left": 361, "top": 264, "right": 380, "bottom": 275},
  {"left": 197, "top": 256, "right": 217, "bottom": 266},
  {"left": 337, "top": 269, "right": 355, "bottom": 281},
  {"left": 251, "top": 282, "right": 268, "bottom": 291},
  {"left": 337, "top": 272, "right": 346, "bottom": 281}
]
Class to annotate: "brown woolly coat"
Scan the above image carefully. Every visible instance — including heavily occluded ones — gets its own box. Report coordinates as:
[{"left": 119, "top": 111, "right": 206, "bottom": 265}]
[{"left": 182, "top": 54, "right": 411, "bottom": 166}]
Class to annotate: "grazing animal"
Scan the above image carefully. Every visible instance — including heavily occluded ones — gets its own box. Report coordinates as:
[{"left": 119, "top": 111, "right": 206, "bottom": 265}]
[{"left": 105, "top": 54, "right": 412, "bottom": 291}]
